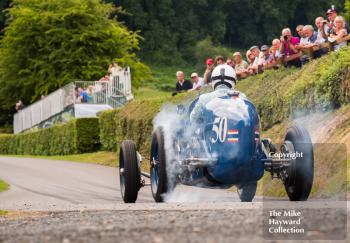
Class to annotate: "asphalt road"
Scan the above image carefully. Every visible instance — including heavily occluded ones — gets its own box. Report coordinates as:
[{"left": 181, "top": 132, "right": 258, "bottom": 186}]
[
  {"left": 0, "top": 156, "right": 348, "bottom": 242},
  {"left": 0, "top": 157, "right": 238, "bottom": 211}
]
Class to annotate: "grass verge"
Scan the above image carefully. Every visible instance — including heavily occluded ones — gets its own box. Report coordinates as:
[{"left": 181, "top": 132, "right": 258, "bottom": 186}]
[
  {"left": 0, "top": 179, "right": 9, "bottom": 193},
  {"left": 1, "top": 151, "right": 118, "bottom": 167}
]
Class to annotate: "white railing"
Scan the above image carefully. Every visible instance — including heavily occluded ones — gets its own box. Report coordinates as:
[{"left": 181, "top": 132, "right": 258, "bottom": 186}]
[{"left": 13, "top": 68, "right": 132, "bottom": 134}]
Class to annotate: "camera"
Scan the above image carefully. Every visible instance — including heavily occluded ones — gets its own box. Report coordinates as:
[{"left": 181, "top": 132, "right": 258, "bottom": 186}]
[
  {"left": 322, "top": 20, "right": 328, "bottom": 25},
  {"left": 284, "top": 36, "right": 288, "bottom": 41}
]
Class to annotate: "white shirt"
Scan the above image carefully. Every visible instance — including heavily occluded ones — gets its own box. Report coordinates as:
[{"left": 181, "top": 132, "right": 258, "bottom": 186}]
[
  {"left": 192, "top": 77, "right": 204, "bottom": 90},
  {"left": 300, "top": 37, "right": 309, "bottom": 45}
]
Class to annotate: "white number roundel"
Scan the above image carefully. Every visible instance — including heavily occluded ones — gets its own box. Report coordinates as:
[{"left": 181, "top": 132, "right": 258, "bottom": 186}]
[{"left": 211, "top": 117, "right": 227, "bottom": 143}]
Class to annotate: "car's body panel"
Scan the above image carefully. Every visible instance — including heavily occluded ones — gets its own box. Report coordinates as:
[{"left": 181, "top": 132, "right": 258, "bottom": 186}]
[{"left": 178, "top": 89, "right": 264, "bottom": 187}]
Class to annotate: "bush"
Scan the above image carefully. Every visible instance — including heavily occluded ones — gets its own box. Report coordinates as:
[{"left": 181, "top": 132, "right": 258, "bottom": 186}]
[
  {"left": 0, "top": 118, "right": 99, "bottom": 155},
  {"left": 99, "top": 109, "right": 118, "bottom": 151},
  {"left": 194, "top": 37, "right": 233, "bottom": 68}
]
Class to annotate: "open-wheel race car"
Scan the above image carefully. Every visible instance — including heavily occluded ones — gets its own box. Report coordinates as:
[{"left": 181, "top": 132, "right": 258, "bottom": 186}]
[{"left": 119, "top": 66, "right": 314, "bottom": 203}]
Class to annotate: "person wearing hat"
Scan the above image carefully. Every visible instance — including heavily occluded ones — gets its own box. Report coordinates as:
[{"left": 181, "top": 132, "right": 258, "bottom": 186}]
[
  {"left": 203, "top": 58, "right": 214, "bottom": 84},
  {"left": 189, "top": 72, "right": 204, "bottom": 91},
  {"left": 233, "top": 52, "right": 249, "bottom": 79},
  {"left": 249, "top": 46, "right": 262, "bottom": 73},
  {"left": 326, "top": 6, "right": 350, "bottom": 34},
  {"left": 250, "top": 45, "right": 268, "bottom": 72},
  {"left": 260, "top": 45, "right": 271, "bottom": 66},
  {"left": 215, "top": 56, "right": 225, "bottom": 66}
]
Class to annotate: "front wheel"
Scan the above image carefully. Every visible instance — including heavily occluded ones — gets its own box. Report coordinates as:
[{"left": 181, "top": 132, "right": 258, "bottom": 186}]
[
  {"left": 237, "top": 182, "right": 257, "bottom": 202},
  {"left": 119, "top": 140, "right": 141, "bottom": 203},
  {"left": 150, "top": 127, "right": 174, "bottom": 202},
  {"left": 283, "top": 125, "right": 314, "bottom": 201}
]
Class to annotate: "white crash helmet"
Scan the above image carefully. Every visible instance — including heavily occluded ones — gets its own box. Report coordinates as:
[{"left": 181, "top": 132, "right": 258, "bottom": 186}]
[{"left": 211, "top": 64, "right": 237, "bottom": 90}]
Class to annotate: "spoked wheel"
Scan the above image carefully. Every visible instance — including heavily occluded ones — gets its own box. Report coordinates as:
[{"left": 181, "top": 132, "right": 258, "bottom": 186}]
[
  {"left": 119, "top": 140, "right": 141, "bottom": 203},
  {"left": 237, "top": 182, "right": 257, "bottom": 202},
  {"left": 282, "top": 125, "right": 314, "bottom": 201},
  {"left": 150, "top": 127, "right": 173, "bottom": 202}
]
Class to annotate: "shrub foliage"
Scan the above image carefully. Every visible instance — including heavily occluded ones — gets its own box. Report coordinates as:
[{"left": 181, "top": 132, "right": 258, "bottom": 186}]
[
  {"left": 0, "top": 118, "right": 99, "bottom": 155},
  {"left": 99, "top": 109, "right": 118, "bottom": 151}
]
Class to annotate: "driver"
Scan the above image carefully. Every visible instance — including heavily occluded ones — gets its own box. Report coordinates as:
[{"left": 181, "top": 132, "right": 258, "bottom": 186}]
[{"left": 190, "top": 64, "right": 237, "bottom": 123}]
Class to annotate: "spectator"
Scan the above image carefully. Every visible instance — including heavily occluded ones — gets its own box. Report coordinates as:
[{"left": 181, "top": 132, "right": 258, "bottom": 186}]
[
  {"left": 270, "top": 39, "right": 282, "bottom": 64},
  {"left": 189, "top": 73, "right": 204, "bottom": 91},
  {"left": 175, "top": 71, "right": 193, "bottom": 94},
  {"left": 329, "top": 16, "right": 348, "bottom": 51},
  {"left": 326, "top": 6, "right": 350, "bottom": 34},
  {"left": 226, "top": 57, "right": 235, "bottom": 68},
  {"left": 233, "top": 52, "right": 249, "bottom": 79},
  {"left": 99, "top": 74, "right": 110, "bottom": 82},
  {"left": 246, "top": 50, "right": 257, "bottom": 74},
  {"left": 297, "top": 25, "right": 317, "bottom": 64},
  {"left": 260, "top": 45, "right": 270, "bottom": 67},
  {"left": 15, "top": 100, "right": 24, "bottom": 111},
  {"left": 315, "top": 17, "right": 329, "bottom": 43},
  {"left": 296, "top": 25, "right": 308, "bottom": 47},
  {"left": 302, "top": 25, "right": 327, "bottom": 58},
  {"left": 279, "top": 28, "right": 301, "bottom": 67},
  {"left": 87, "top": 85, "right": 94, "bottom": 103},
  {"left": 249, "top": 46, "right": 263, "bottom": 73},
  {"left": 203, "top": 58, "right": 214, "bottom": 84},
  {"left": 108, "top": 62, "right": 122, "bottom": 76},
  {"left": 77, "top": 87, "right": 89, "bottom": 103},
  {"left": 215, "top": 56, "right": 225, "bottom": 65}
]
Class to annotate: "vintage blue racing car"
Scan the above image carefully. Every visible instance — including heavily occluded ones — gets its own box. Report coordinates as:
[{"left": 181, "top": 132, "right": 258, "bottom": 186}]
[{"left": 119, "top": 66, "right": 314, "bottom": 203}]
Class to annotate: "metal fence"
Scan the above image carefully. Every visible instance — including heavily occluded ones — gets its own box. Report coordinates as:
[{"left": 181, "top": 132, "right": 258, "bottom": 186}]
[{"left": 14, "top": 68, "right": 132, "bottom": 134}]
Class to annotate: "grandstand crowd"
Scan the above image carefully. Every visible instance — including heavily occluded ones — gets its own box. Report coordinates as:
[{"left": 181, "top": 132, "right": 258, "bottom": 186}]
[{"left": 174, "top": 6, "right": 350, "bottom": 94}]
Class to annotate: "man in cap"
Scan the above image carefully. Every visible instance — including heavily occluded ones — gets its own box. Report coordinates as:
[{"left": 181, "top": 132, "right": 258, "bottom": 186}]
[
  {"left": 260, "top": 45, "right": 270, "bottom": 66},
  {"left": 203, "top": 58, "right": 215, "bottom": 84},
  {"left": 326, "top": 6, "right": 350, "bottom": 34},
  {"left": 233, "top": 52, "right": 249, "bottom": 79},
  {"left": 249, "top": 46, "right": 262, "bottom": 73},
  {"left": 215, "top": 56, "right": 225, "bottom": 65}
]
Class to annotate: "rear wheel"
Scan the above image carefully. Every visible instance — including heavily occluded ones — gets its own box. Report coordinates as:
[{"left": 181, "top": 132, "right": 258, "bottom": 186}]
[
  {"left": 150, "top": 127, "right": 173, "bottom": 202},
  {"left": 283, "top": 125, "right": 314, "bottom": 201},
  {"left": 237, "top": 182, "right": 257, "bottom": 202},
  {"left": 119, "top": 140, "right": 141, "bottom": 203}
]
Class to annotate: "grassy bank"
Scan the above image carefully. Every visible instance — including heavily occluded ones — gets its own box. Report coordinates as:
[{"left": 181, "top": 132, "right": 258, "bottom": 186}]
[
  {"left": 0, "top": 179, "right": 9, "bottom": 192},
  {"left": 134, "top": 64, "right": 198, "bottom": 100},
  {"left": 1, "top": 152, "right": 118, "bottom": 167}
]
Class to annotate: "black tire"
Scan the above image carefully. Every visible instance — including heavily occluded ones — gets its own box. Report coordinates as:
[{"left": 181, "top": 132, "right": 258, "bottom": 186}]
[
  {"left": 283, "top": 125, "right": 314, "bottom": 201},
  {"left": 150, "top": 127, "right": 172, "bottom": 202},
  {"left": 237, "top": 182, "right": 257, "bottom": 202},
  {"left": 119, "top": 140, "right": 141, "bottom": 203}
]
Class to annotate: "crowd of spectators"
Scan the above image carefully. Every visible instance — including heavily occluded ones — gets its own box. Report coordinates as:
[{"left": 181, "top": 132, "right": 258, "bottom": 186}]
[{"left": 174, "top": 6, "right": 350, "bottom": 94}]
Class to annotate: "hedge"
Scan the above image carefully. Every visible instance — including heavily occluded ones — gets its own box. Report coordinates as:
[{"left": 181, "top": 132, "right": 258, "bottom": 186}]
[
  {"left": 0, "top": 118, "right": 99, "bottom": 156},
  {"left": 99, "top": 109, "right": 118, "bottom": 151}
]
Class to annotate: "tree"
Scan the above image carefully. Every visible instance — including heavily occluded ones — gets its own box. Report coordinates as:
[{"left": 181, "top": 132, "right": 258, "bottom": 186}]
[
  {"left": 345, "top": 0, "right": 350, "bottom": 22},
  {"left": 0, "top": 0, "right": 11, "bottom": 32},
  {"left": 0, "top": 0, "right": 149, "bottom": 116}
]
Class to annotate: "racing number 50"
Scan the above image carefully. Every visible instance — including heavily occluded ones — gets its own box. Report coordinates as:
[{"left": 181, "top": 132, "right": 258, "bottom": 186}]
[{"left": 211, "top": 117, "right": 227, "bottom": 143}]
